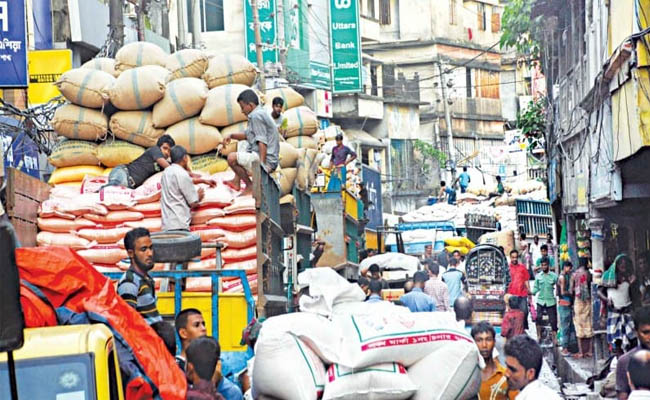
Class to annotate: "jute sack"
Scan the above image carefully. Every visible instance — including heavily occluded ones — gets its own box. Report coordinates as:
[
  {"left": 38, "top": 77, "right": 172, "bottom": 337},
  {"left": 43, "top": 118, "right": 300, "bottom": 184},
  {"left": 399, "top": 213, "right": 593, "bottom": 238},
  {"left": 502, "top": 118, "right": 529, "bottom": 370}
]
[
  {"left": 278, "top": 168, "right": 297, "bottom": 196},
  {"left": 295, "top": 148, "right": 309, "bottom": 191},
  {"left": 284, "top": 106, "right": 318, "bottom": 138},
  {"left": 52, "top": 103, "right": 108, "bottom": 141},
  {"left": 56, "top": 68, "right": 115, "bottom": 108},
  {"left": 286, "top": 135, "right": 318, "bottom": 150},
  {"left": 97, "top": 140, "right": 145, "bottom": 167},
  {"left": 220, "top": 121, "right": 247, "bottom": 137},
  {"left": 81, "top": 57, "right": 119, "bottom": 77},
  {"left": 114, "top": 41, "right": 167, "bottom": 73},
  {"left": 166, "top": 117, "right": 223, "bottom": 155},
  {"left": 200, "top": 84, "right": 251, "bottom": 127},
  {"left": 166, "top": 49, "right": 209, "bottom": 81},
  {"left": 264, "top": 87, "right": 304, "bottom": 110},
  {"left": 191, "top": 152, "right": 229, "bottom": 174},
  {"left": 109, "top": 65, "right": 168, "bottom": 110},
  {"left": 279, "top": 141, "right": 300, "bottom": 168},
  {"left": 202, "top": 54, "right": 257, "bottom": 88},
  {"left": 49, "top": 140, "right": 100, "bottom": 168},
  {"left": 110, "top": 111, "right": 165, "bottom": 148},
  {"left": 153, "top": 77, "right": 208, "bottom": 128}
]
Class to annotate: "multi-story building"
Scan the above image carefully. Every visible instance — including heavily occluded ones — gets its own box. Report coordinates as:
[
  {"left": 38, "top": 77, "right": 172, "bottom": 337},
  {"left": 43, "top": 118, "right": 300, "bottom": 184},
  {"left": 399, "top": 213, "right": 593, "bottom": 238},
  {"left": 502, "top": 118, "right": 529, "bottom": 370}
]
[{"left": 533, "top": 0, "right": 650, "bottom": 275}]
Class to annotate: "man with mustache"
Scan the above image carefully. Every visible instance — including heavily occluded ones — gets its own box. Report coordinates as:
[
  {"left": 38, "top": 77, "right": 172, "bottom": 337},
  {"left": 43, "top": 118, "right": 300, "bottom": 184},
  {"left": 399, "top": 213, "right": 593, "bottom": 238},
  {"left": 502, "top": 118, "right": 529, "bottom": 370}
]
[{"left": 117, "top": 228, "right": 162, "bottom": 325}]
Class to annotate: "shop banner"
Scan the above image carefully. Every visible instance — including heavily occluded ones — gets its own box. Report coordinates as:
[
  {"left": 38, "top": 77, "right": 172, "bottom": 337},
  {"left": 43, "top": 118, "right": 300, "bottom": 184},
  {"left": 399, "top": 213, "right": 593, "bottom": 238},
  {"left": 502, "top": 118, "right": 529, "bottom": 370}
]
[
  {"left": 362, "top": 165, "right": 382, "bottom": 230},
  {"left": 0, "top": 0, "right": 28, "bottom": 87},
  {"left": 27, "top": 49, "right": 72, "bottom": 105},
  {"left": 329, "top": 0, "right": 361, "bottom": 93},
  {"left": 244, "top": 0, "right": 278, "bottom": 65}
]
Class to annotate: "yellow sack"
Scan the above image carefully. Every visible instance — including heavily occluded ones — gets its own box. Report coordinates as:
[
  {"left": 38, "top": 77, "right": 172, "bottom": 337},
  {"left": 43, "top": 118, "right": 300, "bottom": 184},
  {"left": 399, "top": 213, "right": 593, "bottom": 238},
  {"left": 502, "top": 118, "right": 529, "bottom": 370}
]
[
  {"left": 191, "top": 153, "right": 229, "bottom": 174},
  {"left": 459, "top": 237, "right": 475, "bottom": 250},
  {"left": 49, "top": 165, "right": 104, "bottom": 185},
  {"left": 445, "top": 245, "right": 469, "bottom": 256},
  {"left": 48, "top": 140, "right": 99, "bottom": 168},
  {"left": 103, "top": 168, "right": 113, "bottom": 176},
  {"left": 97, "top": 140, "right": 145, "bottom": 167}
]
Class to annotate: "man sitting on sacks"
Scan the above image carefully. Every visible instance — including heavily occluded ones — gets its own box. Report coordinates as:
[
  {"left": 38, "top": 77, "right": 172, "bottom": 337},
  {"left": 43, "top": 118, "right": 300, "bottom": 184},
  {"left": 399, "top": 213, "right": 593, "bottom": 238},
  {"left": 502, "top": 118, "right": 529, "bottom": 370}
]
[
  {"left": 222, "top": 89, "right": 280, "bottom": 196},
  {"left": 105, "top": 134, "right": 175, "bottom": 189}
]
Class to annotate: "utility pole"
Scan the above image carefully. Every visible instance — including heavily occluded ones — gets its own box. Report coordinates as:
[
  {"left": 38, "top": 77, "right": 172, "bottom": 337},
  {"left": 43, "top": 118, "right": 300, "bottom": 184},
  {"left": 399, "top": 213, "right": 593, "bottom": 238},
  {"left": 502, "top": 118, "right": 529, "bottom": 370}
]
[
  {"left": 276, "top": 0, "right": 287, "bottom": 79},
  {"left": 251, "top": 0, "right": 267, "bottom": 92},
  {"left": 176, "top": 0, "right": 186, "bottom": 48},
  {"left": 109, "top": 0, "right": 125, "bottom": 50},
  {"left": 436, "top": 60, "right": 455, "bottom": 182},
  {"left": 136, "top": 0, "right": 147, "bottom": 41},
  {"left": 190, "top": 0, "right": 201, "bottom": 48}
]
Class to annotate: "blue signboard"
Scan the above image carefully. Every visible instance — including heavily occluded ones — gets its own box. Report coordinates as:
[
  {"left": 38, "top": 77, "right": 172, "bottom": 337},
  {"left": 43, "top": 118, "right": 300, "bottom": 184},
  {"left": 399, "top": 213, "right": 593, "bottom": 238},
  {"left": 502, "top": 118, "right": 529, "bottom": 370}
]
[
  {"left": 0, "top": 0, "right": 28, "bottom": 87},
  {"left": 1, "top": 117, "right": 40, "bottom": 179},
  {"left": 362, "top": 165, "right": 382, "bottom": 230}
]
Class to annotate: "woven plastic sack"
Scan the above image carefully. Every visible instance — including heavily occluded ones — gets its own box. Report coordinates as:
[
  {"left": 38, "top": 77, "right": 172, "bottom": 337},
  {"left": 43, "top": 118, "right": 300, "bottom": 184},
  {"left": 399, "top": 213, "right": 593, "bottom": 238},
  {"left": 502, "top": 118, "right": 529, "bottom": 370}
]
[
  {"left": 323, "top": 363, "right": 416, "bottom": 400},
  {"left": 110, "top": 65, "right": 168, "bottom": 110},
  {"left": 56, "top": 68, "right": 115, "bottom": 108},
  {"left": 284, "top": 106, "right": 318, "bottom": 138},
  {"left": 153, "top": 77, "right": 208, "bottom": 128},
  {"left": 48, "top": 165, "right": 105, "bottom": 185},
  {"left": 36, "top": 231, "right": 91, "bottom": 248},
  {"left": 49, "top": 139, "right": 100, "bottom": 168},
  {"left": 110, "top": 111, "right": 165, "bottom": 148},
  {"left": 286, "top": 135, "right": 318, "bottom": 150},
  {"left": 166, "top": 49, "right": 209, "bottom": 81},
  {"left": 51, "top": 103, "right": 108, "bottom": 141},
  {"left": 206, "top": 214, "right": 256, "bottom": 232},
  {"left": 202, "top": 54, "right": 257, "bottom": 88},
  {"left": 166, "top": 117, "right": 222, "bottom": 155},
  {"left": 200, "top": 84, "right": 251, "bottom": 127},
  {"left": 81, "top": 57, "right": 119, "bottom": 77},
  {"left": 191, "top": 153, "right": 229, "bottom": 174},
  {"left": 97, "top": 140, "right": 145, "bottom": 167},
  {"left": 264, "top": 87, "right": 304, "bottom": 111},
  {"left": 115, "top": 41, "right": 167, "bottom": 72},
  {"left": 37, "top": 217, "right": 96, "bottom": 233},
  {"left": 279, "top": 141, "right": 300, "bottom": 168}
]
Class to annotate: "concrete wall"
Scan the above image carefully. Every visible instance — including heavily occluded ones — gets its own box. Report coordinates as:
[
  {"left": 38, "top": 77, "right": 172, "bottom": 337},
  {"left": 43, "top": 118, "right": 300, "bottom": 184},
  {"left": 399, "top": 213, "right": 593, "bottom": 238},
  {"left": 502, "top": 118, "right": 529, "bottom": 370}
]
[{"left": 369, "top": 103, "right": 420, "bottom": 140}]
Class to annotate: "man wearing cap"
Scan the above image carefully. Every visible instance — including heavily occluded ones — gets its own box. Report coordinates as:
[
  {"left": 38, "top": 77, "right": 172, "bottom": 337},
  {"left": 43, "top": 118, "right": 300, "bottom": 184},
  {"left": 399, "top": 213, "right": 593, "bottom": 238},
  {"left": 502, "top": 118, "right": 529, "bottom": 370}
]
[
  {"left": 328, "top": 133, "right": 357, "bottom": 191},
  {"left": 400, "top": 271, "right": 437, "bottom": 312},
  {"left": 160, "top": 145, "right": 213, "bottom": 231}
]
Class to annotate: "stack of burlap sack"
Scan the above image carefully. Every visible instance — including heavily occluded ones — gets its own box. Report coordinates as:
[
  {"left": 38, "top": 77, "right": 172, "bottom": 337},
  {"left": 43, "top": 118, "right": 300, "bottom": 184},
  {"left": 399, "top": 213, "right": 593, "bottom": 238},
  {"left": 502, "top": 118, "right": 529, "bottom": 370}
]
[
  {"left": 48, "top": 41, "right": 319, "bottom": 196},
  {"left": 252, "top": 268, "right": 482, "bottom": 400}
]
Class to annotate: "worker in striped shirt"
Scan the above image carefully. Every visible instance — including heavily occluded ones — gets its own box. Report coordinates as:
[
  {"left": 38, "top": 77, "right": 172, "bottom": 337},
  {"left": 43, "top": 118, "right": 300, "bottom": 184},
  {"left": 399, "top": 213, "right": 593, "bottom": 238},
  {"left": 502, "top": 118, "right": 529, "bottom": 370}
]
[{"left": 117, "top": 228, "right": 163, "bottom": 325}]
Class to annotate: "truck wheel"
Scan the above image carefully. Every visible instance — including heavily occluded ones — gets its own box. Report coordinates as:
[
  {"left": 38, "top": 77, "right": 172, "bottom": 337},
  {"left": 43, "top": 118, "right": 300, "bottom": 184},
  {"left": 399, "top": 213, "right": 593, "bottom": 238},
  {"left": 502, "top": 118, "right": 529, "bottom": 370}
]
[{"left": 150, "top": 231, "right": 202, "bottom": 263}]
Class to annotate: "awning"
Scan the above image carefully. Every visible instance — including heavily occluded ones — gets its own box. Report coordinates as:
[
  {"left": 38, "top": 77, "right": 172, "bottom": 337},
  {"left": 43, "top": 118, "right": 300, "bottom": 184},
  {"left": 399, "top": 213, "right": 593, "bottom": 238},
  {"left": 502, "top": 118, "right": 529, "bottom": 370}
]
[{"left": 344, "top": 129, "right": 387, "bottom": 148}]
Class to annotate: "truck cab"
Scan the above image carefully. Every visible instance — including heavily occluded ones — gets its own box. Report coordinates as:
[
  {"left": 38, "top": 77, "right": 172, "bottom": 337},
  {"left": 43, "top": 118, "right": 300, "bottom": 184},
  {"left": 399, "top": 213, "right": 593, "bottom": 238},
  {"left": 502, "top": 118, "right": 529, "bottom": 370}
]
[{"left": 0, "top": 324, "right": 123, "bottom": 400}]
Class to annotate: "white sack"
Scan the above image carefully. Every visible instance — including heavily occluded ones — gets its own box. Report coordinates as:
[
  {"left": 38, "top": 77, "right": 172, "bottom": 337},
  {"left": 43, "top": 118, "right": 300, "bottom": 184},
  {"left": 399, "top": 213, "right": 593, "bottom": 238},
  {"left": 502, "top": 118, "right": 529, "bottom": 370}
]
[{"left": 323, "top": 362, "right": 416, "bottom": 400}]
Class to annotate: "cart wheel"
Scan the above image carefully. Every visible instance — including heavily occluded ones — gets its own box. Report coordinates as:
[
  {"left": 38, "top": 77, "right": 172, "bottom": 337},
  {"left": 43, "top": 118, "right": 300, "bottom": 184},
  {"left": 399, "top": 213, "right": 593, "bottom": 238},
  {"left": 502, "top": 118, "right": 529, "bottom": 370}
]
[{"left": 150, "top": 231, "right": 202, "bottom": 263}]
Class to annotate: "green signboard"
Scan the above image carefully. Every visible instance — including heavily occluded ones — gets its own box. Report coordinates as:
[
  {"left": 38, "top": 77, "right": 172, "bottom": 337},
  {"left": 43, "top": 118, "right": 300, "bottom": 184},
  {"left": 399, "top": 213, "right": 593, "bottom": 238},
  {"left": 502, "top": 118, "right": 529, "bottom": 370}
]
[
  {"left": 309, "top": 61, "right": 332, "bottom": 89},
  {"left": 244, "top": 0, "right": 278, "bottom": 65},
  {"left": 329, "top": 0, "right": 362, "bottom": 93}
]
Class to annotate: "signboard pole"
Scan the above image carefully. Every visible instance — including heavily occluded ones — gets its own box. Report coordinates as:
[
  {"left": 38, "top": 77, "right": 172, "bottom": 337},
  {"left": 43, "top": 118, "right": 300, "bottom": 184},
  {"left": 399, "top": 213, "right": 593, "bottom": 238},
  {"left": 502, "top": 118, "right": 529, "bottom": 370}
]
[{"left": 251, "top": 0, "right": 267, "bottom": 92}]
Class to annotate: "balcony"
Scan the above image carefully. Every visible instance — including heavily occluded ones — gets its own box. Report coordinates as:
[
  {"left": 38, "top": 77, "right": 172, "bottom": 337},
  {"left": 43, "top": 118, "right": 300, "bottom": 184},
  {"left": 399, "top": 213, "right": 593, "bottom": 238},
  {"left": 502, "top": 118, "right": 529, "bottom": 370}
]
[
  {"left": 360, "top": 15, "right": 381, "bottom": 42},
  {"left": 333, "top": 93, "right": 384, "bottom": 119}
]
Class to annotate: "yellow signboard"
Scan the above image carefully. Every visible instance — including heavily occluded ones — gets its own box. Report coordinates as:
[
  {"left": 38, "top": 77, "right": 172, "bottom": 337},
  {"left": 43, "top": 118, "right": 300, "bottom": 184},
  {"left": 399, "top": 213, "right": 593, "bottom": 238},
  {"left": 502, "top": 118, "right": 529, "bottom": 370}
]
[{"left": 28, "top": 49, "right": 72, "bottom": 105}]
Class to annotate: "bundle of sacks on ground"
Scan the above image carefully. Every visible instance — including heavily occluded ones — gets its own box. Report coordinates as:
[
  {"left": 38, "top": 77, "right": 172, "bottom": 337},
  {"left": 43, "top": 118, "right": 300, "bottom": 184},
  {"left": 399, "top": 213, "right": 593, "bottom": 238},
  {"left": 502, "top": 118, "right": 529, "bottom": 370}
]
[
  {"left": 48, "top": 41, "right": 319, "bottom": 196},
  {"left": 252, "top": 268, "right": 482, "bottom": 400},
  {"left": 38, "top": 169, "right": 259, "bottom": 297}
]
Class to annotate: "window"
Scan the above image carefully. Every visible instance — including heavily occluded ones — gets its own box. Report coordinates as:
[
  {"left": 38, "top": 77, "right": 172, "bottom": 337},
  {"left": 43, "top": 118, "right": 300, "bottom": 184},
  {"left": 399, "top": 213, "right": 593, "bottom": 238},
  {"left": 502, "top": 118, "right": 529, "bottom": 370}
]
[
  {"left": 190, "top": 0, "right": 224, "bottom": 32},
  {"left": 478, "top": 3, "right": 486, "bottom": 31},
  {"left": 466, "top": 68, "right": 473, "bottom": 98},
  {"left": 450, "top": 0, "right": 457, "bottom": 25},
  {"left": 370, "top": 65, "right": 378, "bottom": 96},
  {"left": 491, "top": 12, "right": 501, "bottom": 33},
  {"left": 379, "top": 0, "right": 391, "bottom": 25},
  {"left": 367, "top": 0, "right": 376, "bottom": 19}
]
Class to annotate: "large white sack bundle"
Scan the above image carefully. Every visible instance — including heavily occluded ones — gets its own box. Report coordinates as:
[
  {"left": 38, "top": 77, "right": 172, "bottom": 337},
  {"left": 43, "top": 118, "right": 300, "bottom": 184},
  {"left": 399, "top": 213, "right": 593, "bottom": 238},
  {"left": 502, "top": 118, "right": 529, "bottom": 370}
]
[
  {"left": 284, "top": 106, "right": 319, "bottom": 138},
  {"left": 297, "top": 267, "right": 367, "bottom": 316},
  {"left": 335, "top": 310, "right": 474, "bottom": 368},
  {"left": 166, "top": 117, "right": 223, "bottom": 155},
  {"left": 202, "top": 54, "right": 257, "bottom": 88},
  {"left": 408, "top": 341, "right": 482, "bottom": 400},
  {"left": 360, "top": 252, "right": 421, "bottom": 272},
  {"left": 264, "top": 87, "right": 304, "bottom": 110},
  {"left": 152, "top": 77, "right": 208, "bottom": 128},
  {"left": 109, "top": 65, "right": 168, "bottom": 110},
  {"left": 166, "top": 49, "right": 209, "bottom": 81},
  {"left": 199, "top": 84, "right": 251, "bottom": 127},
  {"left": 56, "top": 68, "right": 115, "bottom": 108},
  {"left": 252, "top": 331, "right": 326, "bottom": 400},
  {"left": 323, "top": 363, "right": 416, "bottom": 400},
  {"left": 81, "top": 57, "right": 119, "bottom": 77},
  {"left": 51, "top": 103, "right": 108, "bottom": 141},
  {"left": 110, "top": 111, "right": 165, "bottom": 148},
  {"left": 258, "top": 311, "right": 342, "bottom": 364},
  {"left": 115, "top": 41, "right": 167, "bottom": 73}
]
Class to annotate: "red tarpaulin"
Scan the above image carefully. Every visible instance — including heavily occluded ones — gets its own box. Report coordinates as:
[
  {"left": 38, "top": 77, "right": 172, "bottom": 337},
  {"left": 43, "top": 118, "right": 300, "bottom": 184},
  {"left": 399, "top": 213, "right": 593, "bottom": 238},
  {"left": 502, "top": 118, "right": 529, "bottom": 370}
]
[{"left": 16, "top": 246, "right": 187, "bottom": 400}]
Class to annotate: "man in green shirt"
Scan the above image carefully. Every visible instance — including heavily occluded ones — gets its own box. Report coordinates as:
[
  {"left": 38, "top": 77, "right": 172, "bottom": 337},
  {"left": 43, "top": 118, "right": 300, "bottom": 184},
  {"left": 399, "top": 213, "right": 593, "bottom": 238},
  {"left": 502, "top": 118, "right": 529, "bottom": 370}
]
[
  {"left": 533, "top": 257, "right": 559, "bottom": 345},
  {"left": 534, "top": 244, "right": 555, "bottom": 273}
]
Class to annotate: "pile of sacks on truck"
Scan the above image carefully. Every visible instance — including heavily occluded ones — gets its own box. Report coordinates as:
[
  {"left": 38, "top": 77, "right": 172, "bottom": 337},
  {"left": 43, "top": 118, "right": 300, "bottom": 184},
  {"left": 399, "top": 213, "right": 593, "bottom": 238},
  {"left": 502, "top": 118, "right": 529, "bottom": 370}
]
[
  {"left": 252, "top": 268, "right": 482, "bottom": 400},
  {"left": 35, "top": 41, "right": 328, "bottom": 296}
]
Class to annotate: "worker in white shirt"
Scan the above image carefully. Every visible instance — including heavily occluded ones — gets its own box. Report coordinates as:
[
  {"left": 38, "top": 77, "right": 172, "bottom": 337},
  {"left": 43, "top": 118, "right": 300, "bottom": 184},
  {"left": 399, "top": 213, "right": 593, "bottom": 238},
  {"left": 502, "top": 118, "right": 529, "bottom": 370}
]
[{"left": 504, "top": 335, "right": 561, "bottom": 400}]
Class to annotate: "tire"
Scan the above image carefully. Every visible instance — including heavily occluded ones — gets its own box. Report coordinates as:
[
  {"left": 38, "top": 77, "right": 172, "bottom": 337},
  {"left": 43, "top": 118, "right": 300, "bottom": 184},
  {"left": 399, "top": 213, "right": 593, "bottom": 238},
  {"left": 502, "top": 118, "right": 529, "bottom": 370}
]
[{"left": 150, "top": 230, "right": 202, "bottom": 263}]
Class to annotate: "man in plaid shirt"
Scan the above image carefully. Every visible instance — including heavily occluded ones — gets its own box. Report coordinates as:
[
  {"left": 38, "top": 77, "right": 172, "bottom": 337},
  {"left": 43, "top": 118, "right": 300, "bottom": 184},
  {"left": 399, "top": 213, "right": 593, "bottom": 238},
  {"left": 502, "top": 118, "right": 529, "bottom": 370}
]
[{"left": 424, "top": 261, "right": 450, "bottom": 311}]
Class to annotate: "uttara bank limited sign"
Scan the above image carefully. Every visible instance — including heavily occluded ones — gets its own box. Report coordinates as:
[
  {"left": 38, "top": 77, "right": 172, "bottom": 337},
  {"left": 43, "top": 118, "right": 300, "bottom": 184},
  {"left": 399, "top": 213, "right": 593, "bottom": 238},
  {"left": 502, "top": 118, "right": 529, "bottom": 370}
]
[{"left": 329, "top": 0, "right": 361, "bottom": 93}]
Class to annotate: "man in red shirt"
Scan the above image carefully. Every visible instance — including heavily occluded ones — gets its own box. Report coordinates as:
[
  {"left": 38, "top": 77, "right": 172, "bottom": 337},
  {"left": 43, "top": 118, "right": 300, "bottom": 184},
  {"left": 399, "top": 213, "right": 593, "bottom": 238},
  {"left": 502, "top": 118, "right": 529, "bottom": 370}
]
[
  {"left": 502, "top": 294, "right": 526, "bottom": 339},
  {"left": 506, "top": 249, "right": 531, "bottom": 330}
]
